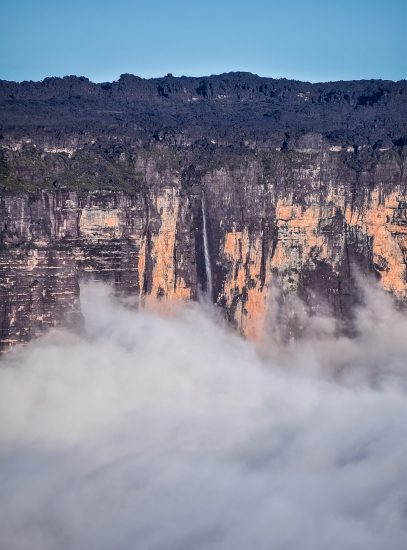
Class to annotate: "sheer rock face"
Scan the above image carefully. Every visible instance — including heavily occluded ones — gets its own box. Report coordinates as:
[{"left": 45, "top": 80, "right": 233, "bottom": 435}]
[
  {"left": 0, "top": 73, "right": 406, "bottom": 350},
  {"left": 1, "top": 147, "right": 406, "bottom": 351}
]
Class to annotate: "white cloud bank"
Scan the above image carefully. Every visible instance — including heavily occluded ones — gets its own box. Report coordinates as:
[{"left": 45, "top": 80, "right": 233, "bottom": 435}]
[{"left": 0, "top": 282, "right": 406, "bottom": 549}]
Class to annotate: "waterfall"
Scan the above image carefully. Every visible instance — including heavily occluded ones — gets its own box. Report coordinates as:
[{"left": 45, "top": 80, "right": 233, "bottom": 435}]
[{"left": 201, "top": 193, "right": 213, "bottom": 299}]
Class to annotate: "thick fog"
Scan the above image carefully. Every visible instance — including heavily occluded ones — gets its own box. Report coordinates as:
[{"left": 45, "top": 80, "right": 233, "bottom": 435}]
[{"left": 0, "top": 282, "right": 406, "bottom": 550}]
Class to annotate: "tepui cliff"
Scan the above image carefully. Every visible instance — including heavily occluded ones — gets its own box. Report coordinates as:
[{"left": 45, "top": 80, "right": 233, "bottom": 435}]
[{"left": 0, "top": 72, "right": 406, "bottom": 350}]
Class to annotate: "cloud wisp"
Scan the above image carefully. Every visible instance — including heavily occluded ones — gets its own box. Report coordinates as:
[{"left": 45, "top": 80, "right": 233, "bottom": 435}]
[{"left": 0, "top": 282, "right": 406, "bottom": 550}]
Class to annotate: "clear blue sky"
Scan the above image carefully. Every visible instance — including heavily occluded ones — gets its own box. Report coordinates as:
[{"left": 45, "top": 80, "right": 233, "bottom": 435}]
[{"left": 1, "top": 0, "right": 406, "bottom": 83}]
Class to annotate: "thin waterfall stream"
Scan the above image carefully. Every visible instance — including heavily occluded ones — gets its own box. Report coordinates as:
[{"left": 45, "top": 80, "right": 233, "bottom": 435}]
[{"left": 201, "top": 193, "right": 212, "bottom": 300}]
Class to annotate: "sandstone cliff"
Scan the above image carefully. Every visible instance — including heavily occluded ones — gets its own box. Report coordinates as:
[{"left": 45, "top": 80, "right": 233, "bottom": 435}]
[{"left": 0, "top": 73, "right": 406, "bottom": 350}]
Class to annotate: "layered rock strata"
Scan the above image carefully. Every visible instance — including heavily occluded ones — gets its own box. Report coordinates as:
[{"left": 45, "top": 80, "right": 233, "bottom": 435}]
[
  {"left": 1, "top": 146, "right": 406, "bottom": 351},
  {"left": 1, "top": 73, "right": 406, "bottom": 349}
]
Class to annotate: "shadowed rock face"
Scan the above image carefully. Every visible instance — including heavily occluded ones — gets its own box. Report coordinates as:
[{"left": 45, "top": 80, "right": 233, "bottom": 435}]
[{"left": 0, "top": 73, "right": 406, "bottom": 350}]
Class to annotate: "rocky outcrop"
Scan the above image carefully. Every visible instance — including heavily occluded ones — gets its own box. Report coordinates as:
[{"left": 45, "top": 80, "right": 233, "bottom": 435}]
[{"left": 1, "top": 73, "right": 406, "bottom": 151}]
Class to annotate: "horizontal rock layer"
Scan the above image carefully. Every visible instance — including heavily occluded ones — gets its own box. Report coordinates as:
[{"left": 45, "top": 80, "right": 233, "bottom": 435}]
[{"left": 1, "top": 72, "right": 406, "bottom": 150}]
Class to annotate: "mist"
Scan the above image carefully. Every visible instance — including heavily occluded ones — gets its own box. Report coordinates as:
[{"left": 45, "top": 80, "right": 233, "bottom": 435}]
[{"left": 0, "top": 282, "right": 406, "bottom": 550}]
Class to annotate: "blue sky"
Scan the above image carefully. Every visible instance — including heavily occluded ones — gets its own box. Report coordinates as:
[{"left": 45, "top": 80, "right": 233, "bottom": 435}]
[{"left": 1, "top": 0, "right": 406, "bottom": 82}]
